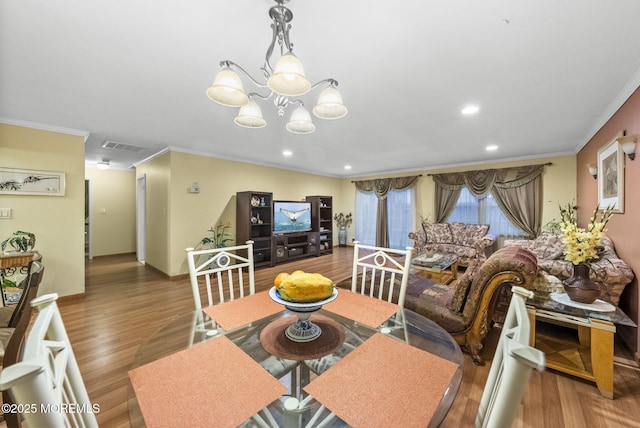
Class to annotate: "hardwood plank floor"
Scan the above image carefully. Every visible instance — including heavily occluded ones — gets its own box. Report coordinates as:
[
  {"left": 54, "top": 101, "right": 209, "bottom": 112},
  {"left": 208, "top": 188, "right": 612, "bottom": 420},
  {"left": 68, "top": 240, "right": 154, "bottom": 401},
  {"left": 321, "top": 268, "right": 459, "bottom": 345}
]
[{"left": 10, "top": 247, "right": 640, "bottom": 427}]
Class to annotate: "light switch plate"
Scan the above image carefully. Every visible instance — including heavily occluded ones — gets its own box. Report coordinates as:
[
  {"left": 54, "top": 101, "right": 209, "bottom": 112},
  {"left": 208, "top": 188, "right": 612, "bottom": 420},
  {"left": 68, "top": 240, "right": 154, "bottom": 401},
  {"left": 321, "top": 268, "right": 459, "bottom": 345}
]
[{"left": 0, "top": 208, "right": 12, "bottom": 219}]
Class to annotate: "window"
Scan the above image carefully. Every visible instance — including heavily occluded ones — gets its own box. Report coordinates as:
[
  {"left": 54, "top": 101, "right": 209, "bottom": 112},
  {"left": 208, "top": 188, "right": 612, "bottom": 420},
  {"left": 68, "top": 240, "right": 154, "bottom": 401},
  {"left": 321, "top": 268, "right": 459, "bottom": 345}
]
[
  {"left": 355, "top": 187, "right": 416, "bottom": 249},
  {"left": 448, "top": 187, "right": 524, "bottom": 240}
]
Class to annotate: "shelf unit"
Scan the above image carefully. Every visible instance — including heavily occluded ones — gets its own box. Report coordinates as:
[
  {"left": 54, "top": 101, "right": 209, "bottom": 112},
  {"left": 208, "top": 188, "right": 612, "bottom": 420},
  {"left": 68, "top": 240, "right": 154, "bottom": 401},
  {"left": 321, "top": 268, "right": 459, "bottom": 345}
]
[
  {"left": 272, "top": 232, "right": 320, "bottom": 265},
  {"left": 306, "top": 195, "right": 333, "bottom": 254},
  {"left": 236, "top": 191, "right": 273, "bottom": 268}
]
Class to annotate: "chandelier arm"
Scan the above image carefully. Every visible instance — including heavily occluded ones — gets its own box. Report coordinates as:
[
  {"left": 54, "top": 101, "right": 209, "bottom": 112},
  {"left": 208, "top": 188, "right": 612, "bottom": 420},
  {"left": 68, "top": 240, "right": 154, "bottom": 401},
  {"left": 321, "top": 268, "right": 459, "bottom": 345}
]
[
  {"left": 246, "top": 91, "right": 273, "bottom": 101},
  {"left": 221, "top": 60, "right": 268, "bottom": 89},
  {"left": 309, "top": 78, "right": 339, "bottom": 91},
  {"left": 263, "top": 21, "right": 279, "bottom": 74}
]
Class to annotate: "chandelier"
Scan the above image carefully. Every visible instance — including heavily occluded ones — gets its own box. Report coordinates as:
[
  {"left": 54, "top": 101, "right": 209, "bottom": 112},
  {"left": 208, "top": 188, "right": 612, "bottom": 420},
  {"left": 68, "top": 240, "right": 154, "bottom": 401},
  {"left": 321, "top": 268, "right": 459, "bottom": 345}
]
[{"left": 206, "top": 0, "right": 347, "bottom": 134}]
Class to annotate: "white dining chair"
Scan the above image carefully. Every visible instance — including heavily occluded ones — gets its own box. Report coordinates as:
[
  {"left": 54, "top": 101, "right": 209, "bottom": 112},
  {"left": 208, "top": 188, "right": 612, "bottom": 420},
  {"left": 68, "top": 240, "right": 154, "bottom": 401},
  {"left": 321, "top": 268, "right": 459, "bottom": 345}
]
[
  {"left": 0, "top": 293, "right": 98, "bottom": 428},
  {"left": 185, "top": 240, "right": 255, "bottom": 310},
  {"left": 350, "top": 242, "right": 414, "bottom": 307},
  {"left": 475, "top": 286, "right": 545, "bottom": 428}
]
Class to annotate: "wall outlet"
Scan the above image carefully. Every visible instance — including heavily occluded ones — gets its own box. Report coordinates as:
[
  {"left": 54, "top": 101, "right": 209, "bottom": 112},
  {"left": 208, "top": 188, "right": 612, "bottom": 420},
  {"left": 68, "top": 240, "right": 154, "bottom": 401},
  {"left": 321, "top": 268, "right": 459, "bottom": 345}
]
[{"left": 0, "top": 208, "right": 12, "bottom": 218}]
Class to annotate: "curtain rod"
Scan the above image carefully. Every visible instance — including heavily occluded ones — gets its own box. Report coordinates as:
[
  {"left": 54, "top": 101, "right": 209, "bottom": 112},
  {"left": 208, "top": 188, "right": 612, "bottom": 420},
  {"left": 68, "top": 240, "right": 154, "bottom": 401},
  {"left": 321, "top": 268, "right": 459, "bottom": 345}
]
[
  {"left": 351, "top": 174, "right": 422, "bottom": 183},
  {"left": 425, "top": 162, "right": 552, "bottom": 176}
]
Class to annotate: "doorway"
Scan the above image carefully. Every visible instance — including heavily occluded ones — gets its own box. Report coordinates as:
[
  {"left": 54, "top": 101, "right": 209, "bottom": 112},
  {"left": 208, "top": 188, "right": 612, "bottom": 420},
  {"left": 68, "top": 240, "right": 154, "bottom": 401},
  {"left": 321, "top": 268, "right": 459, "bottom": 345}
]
[{"left": 136, "top": 174, "right": 146, "bottom": 263}]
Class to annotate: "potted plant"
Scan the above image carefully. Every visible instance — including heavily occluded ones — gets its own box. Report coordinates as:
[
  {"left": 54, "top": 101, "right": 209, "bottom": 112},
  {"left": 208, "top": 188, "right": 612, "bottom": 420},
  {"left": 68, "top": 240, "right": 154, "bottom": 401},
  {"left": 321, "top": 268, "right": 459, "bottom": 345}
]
[
  {"left": 1, "top": 230, "right": 36, "bottom": 253},
  {"left": 198, "top": 221, "right": 233, "bottom": 249},
  {"left": 333, "top": 212, "right": 352, "bottom": 247}
]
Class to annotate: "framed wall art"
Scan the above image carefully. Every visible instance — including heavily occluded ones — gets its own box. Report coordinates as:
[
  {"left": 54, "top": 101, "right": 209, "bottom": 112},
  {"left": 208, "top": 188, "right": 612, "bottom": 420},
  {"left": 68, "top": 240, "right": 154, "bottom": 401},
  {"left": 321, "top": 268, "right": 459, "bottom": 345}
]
[
  {"left": 597, "top": 135, "right": 624, "bottom": 213},
  {"left": 0, "top": 167, "right": 66, "bottom": 196}
]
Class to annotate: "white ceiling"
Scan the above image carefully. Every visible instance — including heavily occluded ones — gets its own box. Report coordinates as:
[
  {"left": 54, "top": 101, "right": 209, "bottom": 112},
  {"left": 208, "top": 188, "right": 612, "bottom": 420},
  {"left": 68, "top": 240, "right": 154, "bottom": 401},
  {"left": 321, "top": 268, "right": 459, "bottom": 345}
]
[{"left": 2, "top": 1, "right": 640, "bottom": 177}]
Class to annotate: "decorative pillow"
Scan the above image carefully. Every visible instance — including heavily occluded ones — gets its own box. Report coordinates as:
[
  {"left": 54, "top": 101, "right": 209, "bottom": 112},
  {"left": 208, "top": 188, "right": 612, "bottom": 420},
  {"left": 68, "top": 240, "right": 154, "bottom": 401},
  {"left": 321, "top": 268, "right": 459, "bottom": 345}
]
[
  {"left": 449, "top": 257, "right": 481, "bottom": 313},
  {"left": 423, "top": 223, "right": 452, "bottom": 244},
  {"left": 461, "top": 224, "right": 490, "bottom": 247},
  {"left": 448, "top": 222, "right": 468, "bottom": 246},
  {"left": 529, "top": 231, "right": 564, "bottom": 260}
]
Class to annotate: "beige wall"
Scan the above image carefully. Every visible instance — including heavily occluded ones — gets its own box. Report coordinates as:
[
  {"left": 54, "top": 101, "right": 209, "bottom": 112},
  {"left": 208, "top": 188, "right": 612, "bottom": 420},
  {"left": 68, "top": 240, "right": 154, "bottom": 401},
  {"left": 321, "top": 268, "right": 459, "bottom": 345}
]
[
  {"left": 137, "top": 151, "right": 344, "bottom": 277},
  {"left": 84, "top": 168, "right": 137, "bottom": 257},
  {"left": 0, "top": 124, "right": 86, "bottom": 297}
]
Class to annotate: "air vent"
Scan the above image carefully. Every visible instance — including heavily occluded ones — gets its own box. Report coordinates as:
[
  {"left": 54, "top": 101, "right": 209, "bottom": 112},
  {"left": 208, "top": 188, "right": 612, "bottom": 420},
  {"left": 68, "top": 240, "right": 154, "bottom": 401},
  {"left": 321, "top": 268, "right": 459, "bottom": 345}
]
[{"left": 101, "top": 140, "right": 147, "bottom": 153}]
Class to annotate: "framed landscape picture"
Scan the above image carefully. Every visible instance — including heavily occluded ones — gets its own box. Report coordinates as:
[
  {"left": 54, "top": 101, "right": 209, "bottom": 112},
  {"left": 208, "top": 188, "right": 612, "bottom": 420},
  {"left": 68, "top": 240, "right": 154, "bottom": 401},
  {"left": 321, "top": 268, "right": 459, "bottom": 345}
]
[
  {"left": 597, "top": 135, "right": 624, "bottom": 213},
  {"left": 0, "top": 167, "right": 66, "bottom": 196}
]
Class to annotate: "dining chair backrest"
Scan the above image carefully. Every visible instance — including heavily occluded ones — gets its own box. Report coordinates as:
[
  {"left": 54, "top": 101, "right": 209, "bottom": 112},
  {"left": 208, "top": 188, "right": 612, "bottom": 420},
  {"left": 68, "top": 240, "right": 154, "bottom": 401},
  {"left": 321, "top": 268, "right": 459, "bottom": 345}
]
[
  {"left": 186, "top": 241, "right": 255, "bottom": 310},
  {"left": 350, "top": 242, "right": 413, "bottom": 307},
  {"left": 475, "top": 286, "right": 545, "bottom": 428},
  {"left": 0, "top": 293, "right": 98, "bottom": 428}
]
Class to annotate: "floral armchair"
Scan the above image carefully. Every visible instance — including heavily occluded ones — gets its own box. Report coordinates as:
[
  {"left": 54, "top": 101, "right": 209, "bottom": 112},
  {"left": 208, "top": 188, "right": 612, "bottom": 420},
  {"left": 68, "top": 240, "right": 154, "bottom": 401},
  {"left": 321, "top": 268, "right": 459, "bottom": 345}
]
[{"left": 503, "top": 232, "right": 634, "bottom": 306}]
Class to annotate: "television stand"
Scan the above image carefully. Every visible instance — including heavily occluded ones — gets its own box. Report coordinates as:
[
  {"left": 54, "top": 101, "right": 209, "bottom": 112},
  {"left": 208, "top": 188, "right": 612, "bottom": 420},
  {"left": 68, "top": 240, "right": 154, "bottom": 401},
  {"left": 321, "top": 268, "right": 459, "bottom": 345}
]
[{"left": 272, "top": 232, "right": 320, "bottom": 265}]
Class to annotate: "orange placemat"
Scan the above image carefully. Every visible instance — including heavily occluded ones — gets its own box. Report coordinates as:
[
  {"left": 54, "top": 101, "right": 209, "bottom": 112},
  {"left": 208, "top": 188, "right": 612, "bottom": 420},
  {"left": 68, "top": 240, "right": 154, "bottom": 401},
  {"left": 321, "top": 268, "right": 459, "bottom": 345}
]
[
  {"left": 203, "top": 290, "right": 282, "bottom": 330},
  {"left": 129, "top": 336, "right": 287, "bottom": 428},
  {"left": 323, "top": 290, "right": 400, "bottom": 328},
  {"left": 304, "top": 333, "right": 459, "bottom": 428}
]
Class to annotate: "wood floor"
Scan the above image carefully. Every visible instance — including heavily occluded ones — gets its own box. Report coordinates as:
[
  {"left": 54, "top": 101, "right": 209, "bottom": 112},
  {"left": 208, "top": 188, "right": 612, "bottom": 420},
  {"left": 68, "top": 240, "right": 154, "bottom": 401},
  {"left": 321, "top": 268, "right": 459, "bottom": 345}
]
[{"left": 19, "top": 248, "right": 640, "bottom": 427}]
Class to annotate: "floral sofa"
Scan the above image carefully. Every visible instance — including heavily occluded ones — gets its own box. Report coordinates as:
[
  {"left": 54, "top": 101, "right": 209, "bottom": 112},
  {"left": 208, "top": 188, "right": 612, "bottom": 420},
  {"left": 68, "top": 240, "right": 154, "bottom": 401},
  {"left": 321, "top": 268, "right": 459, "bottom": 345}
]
[
  {"left": 408, "top": 222, "right": 496, "bottom": 267},
  {"left": 503, "top": 232, "right": 634, "bottom": 306}
]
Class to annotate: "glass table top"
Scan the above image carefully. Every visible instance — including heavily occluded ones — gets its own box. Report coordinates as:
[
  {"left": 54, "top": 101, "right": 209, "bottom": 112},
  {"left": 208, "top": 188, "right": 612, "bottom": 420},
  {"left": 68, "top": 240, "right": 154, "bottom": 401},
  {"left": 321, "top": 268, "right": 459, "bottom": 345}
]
[
  {"left": 128, "top": 302, "right": 464, "bottom": 427},
  {"left": 529, "top": 291, "right": 636, "bottom": 327}
]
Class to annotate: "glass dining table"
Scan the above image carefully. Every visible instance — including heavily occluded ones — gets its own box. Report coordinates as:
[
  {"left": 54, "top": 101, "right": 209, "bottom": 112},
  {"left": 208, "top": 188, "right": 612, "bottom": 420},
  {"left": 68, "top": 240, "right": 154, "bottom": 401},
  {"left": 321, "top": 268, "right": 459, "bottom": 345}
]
[{"left": 128, "top": 291, "right": 464, "bottom": 427}]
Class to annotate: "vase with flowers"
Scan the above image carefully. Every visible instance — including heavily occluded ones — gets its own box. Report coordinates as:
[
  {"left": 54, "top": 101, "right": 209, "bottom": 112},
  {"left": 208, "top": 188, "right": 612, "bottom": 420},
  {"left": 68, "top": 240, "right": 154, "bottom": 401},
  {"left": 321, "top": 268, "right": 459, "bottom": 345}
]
[
  {"left": 559, "top": 203, "right": 614, "bottom": 303},
  {"left": 333, "top": 212, "right": 352, "bottom": 247}
]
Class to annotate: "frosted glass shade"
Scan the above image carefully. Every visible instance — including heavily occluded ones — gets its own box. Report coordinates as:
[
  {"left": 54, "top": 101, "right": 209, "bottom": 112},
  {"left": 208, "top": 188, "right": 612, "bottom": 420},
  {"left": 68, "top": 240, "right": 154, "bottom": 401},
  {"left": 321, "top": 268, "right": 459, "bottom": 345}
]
[
  {"left": 286, "top": 107, "right": 315, "bottom": 134},
  {"left": 234, "top": 101, "right": 266, "bottom": 128},
  {"left": 267, "top": 54, "right": 311, "bottom": 97},
  {"left": 313, "top": 87, "right": 348, "bottom": 119},
  {"left": 206, "top": 68, "right": 248, "bottom": 107}
]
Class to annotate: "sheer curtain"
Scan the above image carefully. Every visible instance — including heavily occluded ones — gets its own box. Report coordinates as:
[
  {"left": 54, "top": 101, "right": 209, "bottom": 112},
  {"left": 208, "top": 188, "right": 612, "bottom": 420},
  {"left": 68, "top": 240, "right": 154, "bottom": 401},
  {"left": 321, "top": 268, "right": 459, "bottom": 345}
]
[
  {"left": 387, "top": 188, "right": 416, "bottom": 249},
  {"left": 355, "top": 191, "right": 377, "bottom": 246}
]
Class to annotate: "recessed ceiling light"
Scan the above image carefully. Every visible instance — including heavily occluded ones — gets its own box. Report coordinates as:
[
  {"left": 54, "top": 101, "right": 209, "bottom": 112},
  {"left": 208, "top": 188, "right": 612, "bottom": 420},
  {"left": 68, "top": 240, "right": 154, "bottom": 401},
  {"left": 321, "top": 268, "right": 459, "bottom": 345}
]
[
  {"left": 344, "top": 165, "right": 352, "bottom": 170},
  {"left": 461, "top": 105, "right": 479, "bottom": 115},
  {"left": 282, "top": 150, "right": 292, "bottom": 156},
  {"left": 486, "top": 145, "right": 498, "bottom": 151}
]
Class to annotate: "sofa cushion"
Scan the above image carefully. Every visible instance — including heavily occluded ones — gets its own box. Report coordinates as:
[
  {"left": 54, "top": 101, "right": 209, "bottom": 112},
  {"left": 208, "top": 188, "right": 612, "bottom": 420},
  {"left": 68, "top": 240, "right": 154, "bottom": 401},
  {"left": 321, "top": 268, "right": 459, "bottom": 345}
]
[
  {"left": 423, "top": 223, "right": 452, "bottom": 244},
  {"left": 449, "top": 257, "right": 482, "bottom": 313},
  {"left": 462, "top": 224, "right": 490, "bottom": 247},
  {"left": 529, "top": 231, "right": 564, "bottom": 260},
  {"left": 449, "top": 222, "right": 468, "bottom": 246}
]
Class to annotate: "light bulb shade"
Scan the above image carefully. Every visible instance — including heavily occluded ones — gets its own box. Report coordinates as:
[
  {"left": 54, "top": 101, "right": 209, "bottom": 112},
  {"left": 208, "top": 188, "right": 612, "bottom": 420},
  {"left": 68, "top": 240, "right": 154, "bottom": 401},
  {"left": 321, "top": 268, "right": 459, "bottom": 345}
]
[
  {"left": 313, "top": 87, "right": 348, "bottom": 119},
  {"left": 286, "top": 107, "right": 316, "bottom": 134},
  {"left": 234, "top": 101, "right": 266, "bottom": 128},
  {"left": 206, "top": 68, "right": 248, "bottom": 107},
  {"left": 621, "top": 141, "right": 636, "bottom": 155},
  {"left": 267, "top": 54, "right": 311, "bottom": 96},
  {"left": 97, "top": 161, "right": 110, "bottom": 170}
]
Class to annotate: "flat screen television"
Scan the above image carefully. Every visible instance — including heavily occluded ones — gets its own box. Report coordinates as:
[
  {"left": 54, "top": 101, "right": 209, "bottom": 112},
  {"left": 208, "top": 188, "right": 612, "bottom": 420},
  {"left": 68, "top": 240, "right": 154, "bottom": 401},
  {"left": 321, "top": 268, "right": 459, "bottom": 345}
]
[{"left": 273, "top": 200, "right": 312, "bottom": 234}]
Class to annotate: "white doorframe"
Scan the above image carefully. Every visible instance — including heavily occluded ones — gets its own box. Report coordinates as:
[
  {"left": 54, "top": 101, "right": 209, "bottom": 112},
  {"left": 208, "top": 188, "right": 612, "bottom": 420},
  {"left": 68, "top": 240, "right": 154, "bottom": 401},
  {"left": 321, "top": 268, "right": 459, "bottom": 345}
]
[
  {"left": 85, "top": 179, "right": 93, "bottom": 260},
  {"left": 136, "top": 174, "right": 146, "bottom": 263}
]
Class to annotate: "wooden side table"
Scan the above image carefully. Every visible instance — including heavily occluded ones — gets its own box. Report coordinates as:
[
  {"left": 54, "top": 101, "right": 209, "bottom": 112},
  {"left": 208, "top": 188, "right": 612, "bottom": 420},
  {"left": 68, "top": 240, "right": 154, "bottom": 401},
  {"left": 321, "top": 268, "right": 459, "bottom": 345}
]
[
  {"left": 526, "top": 292, "right": 636, "bottom": 399},
  {"left": 411, "top": 253, "right": 459, "bottom": 284}
]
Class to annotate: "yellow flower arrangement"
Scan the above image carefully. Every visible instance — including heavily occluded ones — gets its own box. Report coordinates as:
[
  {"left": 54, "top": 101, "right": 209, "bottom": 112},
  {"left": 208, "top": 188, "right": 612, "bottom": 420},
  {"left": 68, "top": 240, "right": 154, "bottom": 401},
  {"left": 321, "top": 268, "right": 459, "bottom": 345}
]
[{"left": 559, "top": 203, "right": 613, "bottom": 265}]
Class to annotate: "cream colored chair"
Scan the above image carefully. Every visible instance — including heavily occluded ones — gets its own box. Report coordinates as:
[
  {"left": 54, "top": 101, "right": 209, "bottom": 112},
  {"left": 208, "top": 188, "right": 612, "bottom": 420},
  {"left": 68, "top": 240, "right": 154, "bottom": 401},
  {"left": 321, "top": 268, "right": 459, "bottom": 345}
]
[
  {"left": 0, "top": 293, "right": 98, "bottom": 428},
  {"left": 350, "top": 242, "right": 414, "bottom": 307},
  {"left": 185, "top": 241, "right": 255, "bottom": 310},
  {"left": 475, "top": 286, "right": 545, "bottom": 428}
]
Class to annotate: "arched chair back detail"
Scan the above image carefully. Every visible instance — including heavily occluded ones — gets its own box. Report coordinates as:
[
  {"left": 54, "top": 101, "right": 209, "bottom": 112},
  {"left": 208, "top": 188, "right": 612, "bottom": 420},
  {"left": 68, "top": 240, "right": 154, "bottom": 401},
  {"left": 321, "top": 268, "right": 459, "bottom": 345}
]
[
  {"left": 186, "top": 241, "right": 255, "bottom": 310},
  {"left": 475, "top": 286, "right": 545, "bottom": 428},
  {"left": 0, "top": 293, "right": 98, "bottom": 428},
  {"left": 351, "top": 242, "right": 413, "bottom": 307}
]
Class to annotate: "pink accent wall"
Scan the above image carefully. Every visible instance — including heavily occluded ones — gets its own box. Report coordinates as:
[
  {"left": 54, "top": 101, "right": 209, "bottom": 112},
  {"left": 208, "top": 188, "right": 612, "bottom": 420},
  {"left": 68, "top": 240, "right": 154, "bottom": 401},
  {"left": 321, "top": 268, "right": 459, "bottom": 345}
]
[{"left": 577, "top": 86, "right": 640, "bottom": 355}]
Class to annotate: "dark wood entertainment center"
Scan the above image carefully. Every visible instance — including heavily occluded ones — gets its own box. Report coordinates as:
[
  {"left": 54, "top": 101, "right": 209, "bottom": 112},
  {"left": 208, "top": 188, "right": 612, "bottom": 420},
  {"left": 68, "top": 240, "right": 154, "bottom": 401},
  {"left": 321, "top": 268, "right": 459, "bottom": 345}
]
[{"left": 236, "top": 191, "right": 333, "bottom": 268}]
